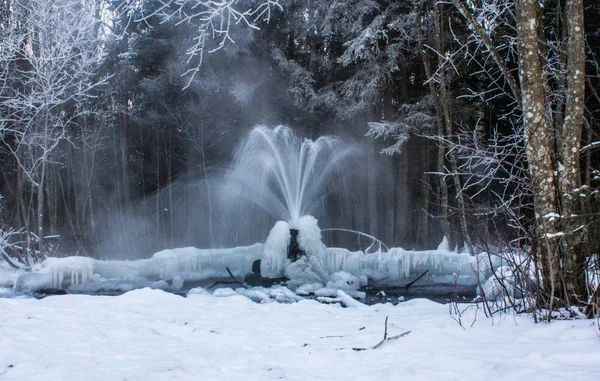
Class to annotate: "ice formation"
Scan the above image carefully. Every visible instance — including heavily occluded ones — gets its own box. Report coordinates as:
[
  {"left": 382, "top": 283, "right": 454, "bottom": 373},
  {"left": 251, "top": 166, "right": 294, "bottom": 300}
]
[
  {"left": 45, "top": 257, "right": 94, "bottom": 288},
  {"left": 284, "top": 216, "right": 330, "bottom": 288},
  {"left": 152, "top": 244, "right": 263, "bottom": 281},
  {"left": 10, "top": 215, "right": 497, "bottom": 295},
  {"left": 261, "top": 221, "right": 291, "bottom": 278},
  {"left": 12, "top": 244, "right": 264, "bottom": 293}
]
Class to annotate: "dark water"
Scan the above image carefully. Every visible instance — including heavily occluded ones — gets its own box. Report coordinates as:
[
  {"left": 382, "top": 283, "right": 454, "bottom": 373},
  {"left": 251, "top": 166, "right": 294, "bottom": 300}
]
[
  {"left": 43, "top": 279, "right": 477, "bottom": 305},
  {"left": 361, "top": 284, "right": 477, "bottom": 305}
]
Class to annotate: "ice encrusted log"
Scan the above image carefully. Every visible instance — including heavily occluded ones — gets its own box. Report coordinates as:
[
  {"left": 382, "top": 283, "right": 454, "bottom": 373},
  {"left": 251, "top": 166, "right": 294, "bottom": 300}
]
[
  {"left": 13, "top": 272, "right": 54, "bottom": 292},
  {"left": 14, "top": 257, "right": 95, "bottom": 292},
  {"left": 323, "top": 247, "right": 481, "bottom": 286},
  {"left": 14, "top": 244, "right": 264, "bottom": 292},
  {"left": 152, "top": 244, "right": 263, "bottom": 281},
  {"left": 262, "top": 216, "right": 484, "bottom": 287}
]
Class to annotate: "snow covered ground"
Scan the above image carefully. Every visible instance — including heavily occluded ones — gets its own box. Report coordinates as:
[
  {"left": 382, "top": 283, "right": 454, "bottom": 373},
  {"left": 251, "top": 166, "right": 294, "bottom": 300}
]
[{"left": 1, "top": 288, "right": 598, "bottom": 381}]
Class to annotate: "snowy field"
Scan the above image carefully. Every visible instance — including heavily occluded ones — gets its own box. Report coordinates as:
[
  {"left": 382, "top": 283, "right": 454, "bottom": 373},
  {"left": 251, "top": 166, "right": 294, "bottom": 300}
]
[{"left": 1, "top": 288, "right": 599, "bottom": 381}]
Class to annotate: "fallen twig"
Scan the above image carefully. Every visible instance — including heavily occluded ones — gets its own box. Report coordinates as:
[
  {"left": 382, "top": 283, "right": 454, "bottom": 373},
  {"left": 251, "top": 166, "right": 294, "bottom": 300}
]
[
  {"left": 372, "top": 316, "right": 412, "bottom": 349},
  {"left": 353, "top": 316, "right": 411, "bottom": 351}
]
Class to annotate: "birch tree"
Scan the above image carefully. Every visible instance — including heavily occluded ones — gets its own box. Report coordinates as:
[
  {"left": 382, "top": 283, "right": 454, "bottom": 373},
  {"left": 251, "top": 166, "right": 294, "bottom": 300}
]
[
  {"left": 0, "top": 0, "right": 106, "bottom": 258},
  {"left": 449, "top": 0, "right": 592, "bottom": 305}
]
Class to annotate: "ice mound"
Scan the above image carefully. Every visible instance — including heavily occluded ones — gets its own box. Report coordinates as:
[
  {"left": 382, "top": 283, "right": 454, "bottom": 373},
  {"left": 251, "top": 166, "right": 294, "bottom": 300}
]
[
  {"left": 290, "top": 215, "right": 327, "bottom": 261},
  {"left": 261, "top": 221, "right": 291, "bottom": 278},
  {"left": 261, "top": 216, "right": 330, "bottom": 289}
]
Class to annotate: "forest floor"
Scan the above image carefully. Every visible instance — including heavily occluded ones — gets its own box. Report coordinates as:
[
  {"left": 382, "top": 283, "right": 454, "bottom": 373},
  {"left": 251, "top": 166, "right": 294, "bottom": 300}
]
[{"left": 0, "top": 288, "right": 599, "bottom": 380}]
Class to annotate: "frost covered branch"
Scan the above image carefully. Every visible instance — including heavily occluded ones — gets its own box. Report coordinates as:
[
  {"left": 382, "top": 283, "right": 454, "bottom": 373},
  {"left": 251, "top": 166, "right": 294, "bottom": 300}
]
[
  {"left": 366, "top": 100, "right": 435, "bottom": 155},
  {"left": 136, "top": 0, "right": 283, "bottom": 88}
]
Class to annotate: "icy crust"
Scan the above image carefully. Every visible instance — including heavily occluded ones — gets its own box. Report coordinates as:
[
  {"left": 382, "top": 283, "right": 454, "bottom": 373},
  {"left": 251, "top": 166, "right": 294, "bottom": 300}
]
[
  {"left": 13, "top": 244, "right": 263, "bottom": 292},
  {"left": 152, "top": 244, "right": 263, "bottom": 281},
  {"left": 323, "top": 247, "right": 482, "bottom": 286},
  {"left": 0, "top": 262, "right": 22, "bottom": 287}
]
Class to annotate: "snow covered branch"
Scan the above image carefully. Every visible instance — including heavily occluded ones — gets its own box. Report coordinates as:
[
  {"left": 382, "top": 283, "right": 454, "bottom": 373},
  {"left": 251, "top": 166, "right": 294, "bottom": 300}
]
[{"left": 136, "top": 0, "right": 283, "bottom": 88}]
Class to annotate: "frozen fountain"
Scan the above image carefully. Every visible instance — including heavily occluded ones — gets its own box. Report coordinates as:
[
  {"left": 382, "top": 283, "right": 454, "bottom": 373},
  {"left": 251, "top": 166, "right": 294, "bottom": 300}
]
[
  {"left": 217, "top": 125, "right": 365, "bottom": 288},
  {"left": 10, "top": 126, "right": 488, "bottom": 299}
]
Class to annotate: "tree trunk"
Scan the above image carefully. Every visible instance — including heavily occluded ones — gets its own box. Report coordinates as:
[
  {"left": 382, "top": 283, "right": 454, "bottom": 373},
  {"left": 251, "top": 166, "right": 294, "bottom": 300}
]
[
  {"left": 435, "top": 2, "right": 473, "bottom": 254},
  {"left": 414, "top": 0, "right": 453, "bottom": 247},
  {"left": 395, "top": 148, "right": 410, "bottom": 246},
  {"left": 37, "top": 160, "right": 46, "bottom": 259},
  {"left": 559, "top": 0, "right": 586, "bottom": 302},
  {"left": 516, "top": 0, "right": 561, "bottom": 299},
  {"left": 417, "top": 141, "right": 430, "bottom": 248}
]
